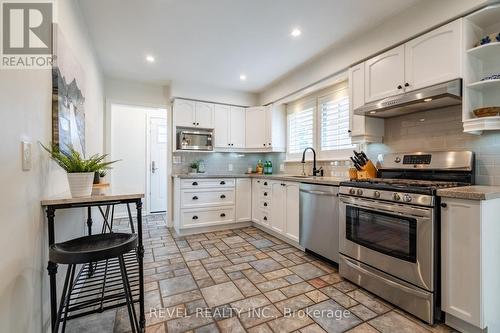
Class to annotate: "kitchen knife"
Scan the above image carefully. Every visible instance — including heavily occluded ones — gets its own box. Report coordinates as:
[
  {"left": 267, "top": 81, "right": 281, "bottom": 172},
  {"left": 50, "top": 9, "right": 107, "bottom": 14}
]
[
  {"left": 361, "top": 151, "right": 369, "bottom": 163},
  {"left": 353, "top": 151, "right": 366, "bottom": 165},
  {"left": 350, "top": 157, "right": 362, "bottom": 171}
]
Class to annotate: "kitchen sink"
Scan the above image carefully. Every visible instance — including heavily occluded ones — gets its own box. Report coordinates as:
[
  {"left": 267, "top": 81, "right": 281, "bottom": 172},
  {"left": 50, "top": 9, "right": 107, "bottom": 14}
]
[{"left": 289, "top": 175, "right": 314, "bottom": 179}]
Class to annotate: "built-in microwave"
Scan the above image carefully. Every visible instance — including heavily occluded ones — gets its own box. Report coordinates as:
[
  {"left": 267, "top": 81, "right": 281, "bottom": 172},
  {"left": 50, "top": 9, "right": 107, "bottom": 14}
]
[{"left": 176, "top": 128, "right": 213, "bottom": 151}]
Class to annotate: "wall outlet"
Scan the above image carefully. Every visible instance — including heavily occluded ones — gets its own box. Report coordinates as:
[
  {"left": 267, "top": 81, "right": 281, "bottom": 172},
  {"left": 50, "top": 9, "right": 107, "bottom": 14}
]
[
  {"left": 280, "top": 163, "right": 285, "bottom": 172},
  {"left": 22, "top": 141, "right": 32, "bottom": 171},
  {"left": 228, "top": 164, "right": 233, "bottom": 171}
]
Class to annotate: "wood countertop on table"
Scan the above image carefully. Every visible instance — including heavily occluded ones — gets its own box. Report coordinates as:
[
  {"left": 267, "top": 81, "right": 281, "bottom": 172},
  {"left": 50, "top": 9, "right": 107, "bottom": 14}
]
[{"left": 41, "top": 186, "right": 144, "bottom": 206}]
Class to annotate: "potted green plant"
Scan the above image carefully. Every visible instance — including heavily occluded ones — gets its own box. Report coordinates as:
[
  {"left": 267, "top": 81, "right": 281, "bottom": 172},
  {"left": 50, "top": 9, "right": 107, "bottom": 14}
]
[
  {"left": 189, "top": 160, "right": 199, "bottom": 174},
  {"left": 41, "top": 143, "right": 118, "bottom": 197},
  {"left": 98, "top": 170, "right": 107, "bottom": 184}
]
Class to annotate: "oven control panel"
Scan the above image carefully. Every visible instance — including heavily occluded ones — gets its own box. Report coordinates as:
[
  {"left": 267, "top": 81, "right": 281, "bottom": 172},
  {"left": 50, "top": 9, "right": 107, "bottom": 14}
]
[
  {"left": 339, "top": 187, "right": 434, "bottom": 207},
  {"left": 402, "top": 154, "right": 432, "bottom": 165}
]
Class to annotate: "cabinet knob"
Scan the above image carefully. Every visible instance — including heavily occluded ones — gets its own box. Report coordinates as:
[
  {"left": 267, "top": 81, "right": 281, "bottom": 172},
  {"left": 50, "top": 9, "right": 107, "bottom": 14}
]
[
  {"left": 192, "top": 196, "right": 198, "bottom": 200},
  {"left": 441, "top": 203, "right": 447, "bottom": 208},
  {"left": 263, "top": 143, "right": 266, "bottom": 146},
  {"left": 192, "top": 215, "right": 198, "bottom": 220},
  {"left": 220, "top": 194, "right": 226, "bottom": 199},
  {"left": 264, "top": 192, "right": 268, "bottom": 196},
  {"left": 263, "top": 216, "right": 267, "bottom": 221},
  {"left": 404, "top": 82, "right": 410, "bottom": 87},
  {"left": 220, "top": 213, "right": 226, "bottom": 217},
  {"left": 196, "top": 122, "right": 199, "bottom": 125},
  {"left": 397, "top": 85, "right": 403, "bottom": 90},
  {"left": 347, "top": 130, "right": 352, "bottom": 133},
  {"left": 220, "top": 181, "right": 226, "bottom": 185},
  {"left": 192, "top": 182, "right": 198, "bottom": 186},
  {"left": 268, "top": 143, "right": 271, "bottom": 146},
  {"left": 264, "top": 202, "right": 268, "bottom": 207},
  {"left": 192, "top": 122, "right": 196, "bottom": 125},
  {"left": 264, "top": 182, "right": 268, "bottom": 185}
]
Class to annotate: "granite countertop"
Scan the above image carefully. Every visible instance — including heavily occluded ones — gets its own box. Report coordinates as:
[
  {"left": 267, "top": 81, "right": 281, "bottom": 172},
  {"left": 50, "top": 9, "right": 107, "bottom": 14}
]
[
  {"left": 437, "top": 185, "right": 500, "bottom": 201},
  {"left": 172, "top": 173, "right": 348, "bottom": 186}
]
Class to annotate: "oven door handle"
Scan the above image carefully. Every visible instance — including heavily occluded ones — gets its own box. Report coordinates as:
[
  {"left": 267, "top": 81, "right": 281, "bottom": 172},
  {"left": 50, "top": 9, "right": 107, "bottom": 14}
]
[
  {"left": 340, "top": 196, "right": 432, "bottom": 218},
  {"left": 342, "top": 256, "right": 431, "bottom": 298}
]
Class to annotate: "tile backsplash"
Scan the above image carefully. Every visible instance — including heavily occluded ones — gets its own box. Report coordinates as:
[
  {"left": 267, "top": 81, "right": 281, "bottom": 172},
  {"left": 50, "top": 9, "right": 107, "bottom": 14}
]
[
  {"left": 172, "top": 152, "right": 286, "bottom": 175},
  {"left": 367, "top": 105, "right": 500, "bottom": 185}
]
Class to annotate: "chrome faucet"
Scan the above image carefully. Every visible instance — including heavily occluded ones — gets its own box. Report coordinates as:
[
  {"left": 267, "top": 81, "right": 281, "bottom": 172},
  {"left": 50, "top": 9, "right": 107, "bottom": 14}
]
[{"left": 301, "top": 147, "right": 323, "bottom": 177}]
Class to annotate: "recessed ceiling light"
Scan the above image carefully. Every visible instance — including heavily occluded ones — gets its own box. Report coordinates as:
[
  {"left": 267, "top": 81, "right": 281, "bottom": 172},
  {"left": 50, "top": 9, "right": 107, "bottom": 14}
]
[
  {"left": 239, "top": 74, "right": 247, "bottom": 81},
  {"left": 369, "top": 111, "right": 377, "bottom": 114},
  {"left": 291, "top": 28, "right": 302, "bottom": 37},
  {"left": 424, "top": 98, "right": 433, "bottom": 102},
  {"left": 145, "top": 55, "right": 155, "bottom": 63}
]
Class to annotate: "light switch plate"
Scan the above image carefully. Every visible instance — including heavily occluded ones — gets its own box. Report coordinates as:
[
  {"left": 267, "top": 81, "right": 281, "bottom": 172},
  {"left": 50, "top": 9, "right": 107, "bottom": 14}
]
[
  {"left": 280, "top": 163, "right": 285, "bottom": 172},
  {"left": 22, "top": 141, "right": 32, "bottom": 171}
]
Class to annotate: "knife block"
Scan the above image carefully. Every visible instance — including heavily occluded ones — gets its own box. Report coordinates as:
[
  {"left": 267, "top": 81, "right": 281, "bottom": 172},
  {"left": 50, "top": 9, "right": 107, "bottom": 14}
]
[{"left": 357, "top": 160, "right": 377, "bottom": 180}]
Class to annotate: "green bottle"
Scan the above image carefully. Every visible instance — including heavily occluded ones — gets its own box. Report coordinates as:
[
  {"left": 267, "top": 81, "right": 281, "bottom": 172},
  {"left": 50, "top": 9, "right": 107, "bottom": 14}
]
[{"left": 268, "top": 161, "right": 273, "bottom": 174}]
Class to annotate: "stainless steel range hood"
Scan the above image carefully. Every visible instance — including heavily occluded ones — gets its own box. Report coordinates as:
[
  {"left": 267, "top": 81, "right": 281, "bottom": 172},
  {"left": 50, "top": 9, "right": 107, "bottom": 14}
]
[{"left": 355, "top": 79, "right": 462, "bottom": 118}]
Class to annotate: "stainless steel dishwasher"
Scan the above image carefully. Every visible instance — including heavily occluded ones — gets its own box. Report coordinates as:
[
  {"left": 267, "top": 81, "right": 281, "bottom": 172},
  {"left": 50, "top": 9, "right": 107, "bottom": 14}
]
[{"left": 299, "top": 183, "right": 339, "bottom": 263}]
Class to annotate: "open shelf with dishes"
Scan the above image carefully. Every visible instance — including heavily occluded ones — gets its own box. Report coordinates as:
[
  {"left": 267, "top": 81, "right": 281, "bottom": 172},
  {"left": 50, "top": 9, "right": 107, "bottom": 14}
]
[{"left": 462, "top": 4, "right": 500, "bottom": 133}]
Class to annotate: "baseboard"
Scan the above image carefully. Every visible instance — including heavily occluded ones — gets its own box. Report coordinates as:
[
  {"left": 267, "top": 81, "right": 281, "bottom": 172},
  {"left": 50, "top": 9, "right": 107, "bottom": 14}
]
[
  {"left": 251, "top": 222, "right": 304, "bottom": 251},
  {"left": 445, "top": 313, "right": 486, "bottom": 333}
]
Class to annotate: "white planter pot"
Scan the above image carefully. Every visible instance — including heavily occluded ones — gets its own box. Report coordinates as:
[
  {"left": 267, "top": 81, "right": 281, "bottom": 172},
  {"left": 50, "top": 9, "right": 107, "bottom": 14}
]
[{"left": 67, "top": 172, "right": 94, "bottom": 197}]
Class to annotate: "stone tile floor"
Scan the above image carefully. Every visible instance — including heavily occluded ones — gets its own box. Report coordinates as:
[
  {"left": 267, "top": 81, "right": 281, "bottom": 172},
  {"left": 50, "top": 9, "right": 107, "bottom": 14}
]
[{"left": 67, "top": 214, "right": 456, "bottom": 333}]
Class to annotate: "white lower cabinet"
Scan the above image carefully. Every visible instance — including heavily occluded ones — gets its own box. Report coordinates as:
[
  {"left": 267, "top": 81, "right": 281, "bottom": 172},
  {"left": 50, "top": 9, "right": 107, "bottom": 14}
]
[
  {"left": 284, "top": 183, "right": 300, "bottom": 242},
  {"left": 235, "top": 178, "right": 251, "bottom": 222},
  {"left": 270, "top": 181, "right": 286, "bottom": 233},
  {"left": 441, "top": 197, "right": 500, "bottom": 333}
]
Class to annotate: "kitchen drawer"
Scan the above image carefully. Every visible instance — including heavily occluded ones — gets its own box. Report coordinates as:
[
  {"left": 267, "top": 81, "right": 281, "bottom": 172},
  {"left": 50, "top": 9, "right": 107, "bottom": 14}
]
[
  {"left": 259, "top": 209, "right": 271, "bottom": 225},
  {"left": 259, "top": 199, "right": 271, "bottom": 211},
  {"left": 181, "top": 189, "right": 235, "bottom": 208},
  {"left": 253, "top": 179, "right": 271, "bottom": 188},
  {"left": 260, "top": 188, "right": 271, "bottom": 199},
  {"left": 181, "top": 207, "right": 235, "bottom": 227},
  {"left": 181, "top": 178, "right": 235, "bottom": 189}
]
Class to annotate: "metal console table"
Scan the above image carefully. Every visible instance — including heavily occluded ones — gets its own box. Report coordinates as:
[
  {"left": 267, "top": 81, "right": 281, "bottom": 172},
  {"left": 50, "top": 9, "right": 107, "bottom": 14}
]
[{"left": 41, "top": 189, "right": 145, "bottom": 332}]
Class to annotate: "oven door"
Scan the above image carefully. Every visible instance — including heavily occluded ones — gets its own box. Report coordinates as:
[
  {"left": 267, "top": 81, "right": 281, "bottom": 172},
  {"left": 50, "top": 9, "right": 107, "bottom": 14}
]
[{"left": 339, "top": 195, "right": 434, "bottom": 291}]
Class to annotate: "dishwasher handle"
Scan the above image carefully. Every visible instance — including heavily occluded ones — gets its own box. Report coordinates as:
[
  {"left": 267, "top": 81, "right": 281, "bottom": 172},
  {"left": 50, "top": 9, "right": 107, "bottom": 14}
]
[{"left": 300, "top": 189, "right": 337, "bottom": 196}]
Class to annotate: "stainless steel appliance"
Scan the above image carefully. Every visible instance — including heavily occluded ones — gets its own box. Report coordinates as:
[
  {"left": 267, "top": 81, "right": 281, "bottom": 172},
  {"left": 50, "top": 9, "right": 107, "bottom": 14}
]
[
  {"left": 339, "top": 151, "right": 474, "bottom": 324},
  {"left": 355, "top": 79, "right": 461, "bottom": 118},
  {"left": 176, "top": 128, "right": 213, "bottom": 151},
  {"left": 299, "top": 183, "right": 339, "bottom": 263}
]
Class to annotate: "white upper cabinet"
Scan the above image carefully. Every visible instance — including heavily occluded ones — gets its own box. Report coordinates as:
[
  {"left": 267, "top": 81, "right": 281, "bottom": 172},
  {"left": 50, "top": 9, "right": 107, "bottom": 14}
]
[
  {"left": 173, "top": 99, "right": 196, "bottom": 127},
  {"left": 265, "top": 104, "right": 286, "bottom": 152},
  {"left": 245, "top": 106, "right": 267, "bottom": 149},
  {"left": 405, "top": 20, "right": 462, "bottom": 91},
  {"left": 195, "top": 102, "right": 214, "bottom": 128},
  {"left": 348, "top": 63, "right": 384, "bottom": 143},
  {"left": 213, "top": 104, "right": 230, "bottom": 148},
  {"left": 230, "top": 106, "right": 246, "bottom": 148},
  {"left": 365, "top": 45, "right": 405, "bottom": 102}
]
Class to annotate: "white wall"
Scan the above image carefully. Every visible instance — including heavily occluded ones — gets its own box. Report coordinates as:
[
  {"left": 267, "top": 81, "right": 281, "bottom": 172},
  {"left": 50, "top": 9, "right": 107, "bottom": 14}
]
[
  {"left": 105, "top": 77, "right": 170, "bottom": 108},
  {"left": 259, "top": 0, "right": 489, "bottom": 104},
  {"left": 0, "top": 0, "right": 104, "bottom": 332},
  {"left": 170, "top": 80, "right": 258, "bottom": 106}
]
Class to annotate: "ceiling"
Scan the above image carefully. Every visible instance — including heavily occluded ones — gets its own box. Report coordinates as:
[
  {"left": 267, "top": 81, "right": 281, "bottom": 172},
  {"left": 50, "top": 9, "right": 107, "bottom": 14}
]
[{"left": 78, "top": 0, "right": 420, "bottom": 93}]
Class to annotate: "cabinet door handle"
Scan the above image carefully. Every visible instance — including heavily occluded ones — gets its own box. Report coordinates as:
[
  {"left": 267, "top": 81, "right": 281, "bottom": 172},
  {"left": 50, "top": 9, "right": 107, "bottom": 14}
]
[
  {"left": 220, "top": 194, "right": 226, "bottom": 199},
  {"left": 220, "top": 213, "right": 226, "bottom": 217},
  {"left": 268, "top": 142, "right": 271, "bottom": 146},
  {"left": 192, "top": 196, "right": 198, "bottom": 200},
  {"left": 441, "top": 203, "right": 447, "bottom": 208},
  {"left": 264, "top": 192, "right": 268, "bottom": 196},
  {"left": 196, "top": 122, "right": 200, "bottom": 125},
  {"left": 192, "top": 215, "right": 198, "bottom": 220},
  {"left": 220, "top": 181, "right": 226, "bottom": 185},
  {"left": 397, "top": 85, "right": 403, "bottom": 89},
  {"left": 192, "top": 182, "right": 198, "bottom": 186},
  {"left": 404, "top": 82, "right": 410, "bottom": 87},
  {"left": 192, "top": 122, "right": 196, "bottom": 125},
  {"left": 263, "top": 143, "right": 266, "bottom": 146},
  {"left": 264, "top": 182, "right": 268, "bottom": 186},
  {"left": 263, "top": 216, "right": 267, "bottom": 221},
  {"left": 264, "top": 202, "right": 268, "bottom": 207}
]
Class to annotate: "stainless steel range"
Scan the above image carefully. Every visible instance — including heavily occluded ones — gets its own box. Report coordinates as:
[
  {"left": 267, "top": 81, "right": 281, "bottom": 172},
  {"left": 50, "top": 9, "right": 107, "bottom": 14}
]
[{"left": 339, "top": 151, "right": 474, "bottom": 324}]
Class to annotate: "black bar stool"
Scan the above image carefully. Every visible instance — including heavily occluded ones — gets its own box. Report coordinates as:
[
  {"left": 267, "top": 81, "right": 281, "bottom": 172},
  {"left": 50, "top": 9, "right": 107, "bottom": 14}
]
[{"left": 49, "top": 233, "right": 139, "bottom": 333}]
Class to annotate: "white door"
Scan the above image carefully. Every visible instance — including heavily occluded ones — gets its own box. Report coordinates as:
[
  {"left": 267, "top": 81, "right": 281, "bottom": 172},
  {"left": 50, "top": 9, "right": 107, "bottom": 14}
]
[
  {"left": 405, "top": 20, "right": 461, "bottom": 91},
  {"left": 230, "top": 106, "right": 246, "bottom": 148},
  {"left": 150, "top": 117, "right": 167, "bottom": 213},
  {"left": 245, "top": 107, "right": 266, "bottom": 149},
  {"left": 173, "top": 99, "right": 196, "bottom": 127},
  {"left": 365, "top": 45, "right": 405, "bottom": 102},
  {"left": 441, "top": 198, "right": 482, "bottom": 328},
  {"left": 195, "top": 102, "right": 214, "bottom": 128},
  {"left": 270, "top": 181, "right": 285, "bottom": 233},
  {"left": 284, "top": 183, "right": 300, "bottom": 242},
  {"left": 213, "top": 104, "right": 230, "bottom": 148},
  {"left": 348, "top": 63, "right": 366, "bottom": 137}
]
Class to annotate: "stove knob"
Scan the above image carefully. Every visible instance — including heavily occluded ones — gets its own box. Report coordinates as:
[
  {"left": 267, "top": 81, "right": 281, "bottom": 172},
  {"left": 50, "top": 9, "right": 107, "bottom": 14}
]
[
  {"left": 394, "top": 156, "right": 402, "bottom": 163},
  {"left": 356, "top": 189, "right": 363, "bottom": 196},
  {"left": 403, "top": 194, "right": 412, "bottom": 202},
  {"left": 373, "top": 191, "right": 381, "bottom": 198},
  {"left": 393, "top": 193, "right": 401, "bottom": 201},
  {"left": 349, "top": 188, "right": 356, "bottom": 195}
]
